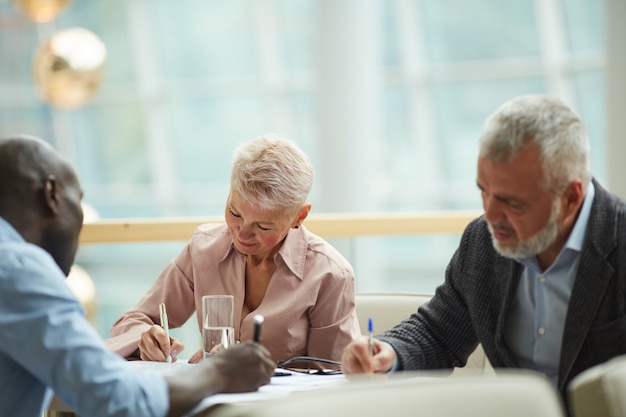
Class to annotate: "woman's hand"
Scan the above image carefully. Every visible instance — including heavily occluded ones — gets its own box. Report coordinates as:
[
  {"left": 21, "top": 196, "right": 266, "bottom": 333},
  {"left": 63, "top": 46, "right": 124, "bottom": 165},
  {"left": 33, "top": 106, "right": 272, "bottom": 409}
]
[
  {"left": 137, "top": 324, "right": 185, "bottom": 362},
  {"left": 188, "top": 348, "right": 204, "bottom": 364}
]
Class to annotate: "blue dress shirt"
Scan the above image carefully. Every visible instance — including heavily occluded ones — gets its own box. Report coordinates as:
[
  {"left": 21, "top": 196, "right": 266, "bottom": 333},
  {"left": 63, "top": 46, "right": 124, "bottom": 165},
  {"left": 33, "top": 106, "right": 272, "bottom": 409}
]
[
  {"left": 504, "top": 182, "right": 596, "bottom": 382},
  {"left": 0, "top": 217, "right": 169, "bottom": 417}
]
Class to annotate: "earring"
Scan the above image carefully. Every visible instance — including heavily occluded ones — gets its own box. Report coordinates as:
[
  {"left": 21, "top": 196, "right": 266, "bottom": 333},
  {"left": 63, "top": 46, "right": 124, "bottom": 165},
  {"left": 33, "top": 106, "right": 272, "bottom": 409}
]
[{"left": 294, "top": 225, "right": 299, "bottom": 229}]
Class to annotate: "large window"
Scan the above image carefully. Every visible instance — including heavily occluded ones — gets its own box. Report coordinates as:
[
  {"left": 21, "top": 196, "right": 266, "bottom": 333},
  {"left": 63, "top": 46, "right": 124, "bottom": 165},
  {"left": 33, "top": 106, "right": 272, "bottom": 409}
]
[{"left": 0, "top": 0, "right": 605, "bottom": 343}]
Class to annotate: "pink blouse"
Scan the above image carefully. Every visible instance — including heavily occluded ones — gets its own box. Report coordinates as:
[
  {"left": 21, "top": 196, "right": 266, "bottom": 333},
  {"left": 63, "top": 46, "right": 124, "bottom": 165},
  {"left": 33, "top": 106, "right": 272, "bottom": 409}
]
[{"left": 105, "top": 224, "right": 360, "bottom": 362}]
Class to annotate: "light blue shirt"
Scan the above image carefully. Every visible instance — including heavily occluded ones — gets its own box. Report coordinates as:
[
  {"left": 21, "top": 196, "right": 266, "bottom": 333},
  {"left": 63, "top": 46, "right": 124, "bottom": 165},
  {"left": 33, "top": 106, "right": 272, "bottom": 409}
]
[
  {"left": 504, "top": 182, "right": 595, "bottom": 382},
  {"left": 0, "top": 217, "right": 169, "bottom": 417}
]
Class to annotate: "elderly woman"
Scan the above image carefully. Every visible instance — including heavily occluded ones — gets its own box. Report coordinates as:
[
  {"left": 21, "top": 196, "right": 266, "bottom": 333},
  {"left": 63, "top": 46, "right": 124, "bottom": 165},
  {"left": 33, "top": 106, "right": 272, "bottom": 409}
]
[{"left": 105, "top": 135, "right": 360, "bottom": 364}]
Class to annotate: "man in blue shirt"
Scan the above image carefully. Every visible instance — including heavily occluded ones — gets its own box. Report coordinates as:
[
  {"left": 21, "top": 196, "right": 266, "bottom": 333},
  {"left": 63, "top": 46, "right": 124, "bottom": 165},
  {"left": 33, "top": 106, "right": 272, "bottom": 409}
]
[
  {"left": 0, "top": 135, "right": 275, "bottom": 417},
  {"left": 341, "top": 94, "right": 626, "bottom": 412}
]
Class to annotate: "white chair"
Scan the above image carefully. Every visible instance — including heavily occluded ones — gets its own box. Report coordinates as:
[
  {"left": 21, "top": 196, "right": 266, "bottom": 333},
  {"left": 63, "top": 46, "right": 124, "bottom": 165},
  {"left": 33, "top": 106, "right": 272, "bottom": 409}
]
[
  {"left": 212, "top": 371, "right": 565, "bottom": 417},
  {"left": 355, "top": 292, "right": 431, "bottom": 334},
  {"left": 355, "top": 292, "right": 492, "bottom": 373},
  {"left": 568, "top": 354, "right": 626, "bottom": 417}
]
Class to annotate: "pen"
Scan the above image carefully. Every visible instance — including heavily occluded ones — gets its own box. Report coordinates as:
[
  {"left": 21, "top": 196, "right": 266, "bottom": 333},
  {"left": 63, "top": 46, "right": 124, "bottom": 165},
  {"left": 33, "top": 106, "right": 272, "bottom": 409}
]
[
  {"left": 159, "top": 303, "right": 172, "bottom": 363},
  {"left": 368, "top": 317, "right": 374, "bottom": 357},
  {"left": 253, "top": 314, "right": 264, "bottom": 343}
]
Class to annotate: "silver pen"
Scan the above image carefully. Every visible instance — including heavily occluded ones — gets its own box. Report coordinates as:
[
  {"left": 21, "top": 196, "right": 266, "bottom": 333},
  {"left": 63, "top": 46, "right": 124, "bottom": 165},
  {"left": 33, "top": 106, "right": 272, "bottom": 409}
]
[{"left": 159, "top": 303, "right": 172, "bottom": 363}]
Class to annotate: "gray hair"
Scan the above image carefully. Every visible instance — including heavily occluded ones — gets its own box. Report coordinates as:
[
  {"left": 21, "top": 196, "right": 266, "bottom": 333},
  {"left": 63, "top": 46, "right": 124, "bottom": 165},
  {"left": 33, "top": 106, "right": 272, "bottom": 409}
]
[
  {"left": 230, "top": 134, "right": 314, "bottom": 213},
  {"left": 479, "top": 94, "right": 591, "bottom": 195}
]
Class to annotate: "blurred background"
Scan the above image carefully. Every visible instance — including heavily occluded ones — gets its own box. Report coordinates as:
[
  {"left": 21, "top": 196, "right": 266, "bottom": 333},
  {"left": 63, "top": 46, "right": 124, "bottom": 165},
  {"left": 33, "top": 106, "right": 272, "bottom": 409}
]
[{"left": 0, "top": 0, "right": 616, "bottom": 353}]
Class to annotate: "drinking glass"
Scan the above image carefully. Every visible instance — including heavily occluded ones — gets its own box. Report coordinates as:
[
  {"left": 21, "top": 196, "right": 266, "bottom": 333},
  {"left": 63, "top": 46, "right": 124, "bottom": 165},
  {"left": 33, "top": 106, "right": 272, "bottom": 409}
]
[{"left": 202, "top": 295, "right": 234, "bottom": 358}]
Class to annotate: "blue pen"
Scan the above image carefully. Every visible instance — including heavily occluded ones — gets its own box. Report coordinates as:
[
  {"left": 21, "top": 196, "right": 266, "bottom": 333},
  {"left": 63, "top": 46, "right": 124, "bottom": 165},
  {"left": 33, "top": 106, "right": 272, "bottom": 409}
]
[{"left": 368, "top": 317, "right": 373, "bottom": 357}]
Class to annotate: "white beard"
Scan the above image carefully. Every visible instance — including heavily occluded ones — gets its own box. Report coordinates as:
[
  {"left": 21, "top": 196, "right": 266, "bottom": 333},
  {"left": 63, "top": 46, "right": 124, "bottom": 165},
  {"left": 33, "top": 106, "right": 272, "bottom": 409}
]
[{"left": 489, "top": 198, "right": 560, "bottom": 259}]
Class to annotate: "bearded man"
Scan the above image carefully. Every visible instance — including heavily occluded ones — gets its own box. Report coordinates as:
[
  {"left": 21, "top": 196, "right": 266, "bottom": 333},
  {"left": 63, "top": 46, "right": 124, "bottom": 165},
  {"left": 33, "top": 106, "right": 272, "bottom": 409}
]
[{"left": 341, "top": 94, "right": 626, "bottom": 415}]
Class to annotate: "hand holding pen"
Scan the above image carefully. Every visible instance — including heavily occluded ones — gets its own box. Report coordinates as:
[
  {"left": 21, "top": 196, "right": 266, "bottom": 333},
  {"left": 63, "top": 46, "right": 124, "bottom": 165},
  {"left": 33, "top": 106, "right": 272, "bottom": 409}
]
[
  {"left": 136, "top": 321, "right": 184, "bottom": 362},
  {"left": 251, "top": 315, "right": 291, "bottom": 377},
  {"left": 340, "top": 321, "right": 398, "bottom": 375}
]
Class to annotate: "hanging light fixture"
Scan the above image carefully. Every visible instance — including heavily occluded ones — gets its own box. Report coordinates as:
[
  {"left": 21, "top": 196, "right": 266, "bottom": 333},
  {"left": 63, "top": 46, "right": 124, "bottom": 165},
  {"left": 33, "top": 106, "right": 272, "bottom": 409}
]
[
  {"left": 32, "top": 27, "right": 107, "bottom": 110},
  {"left": 12, "top": 0, "right": 73, "bottom": 23},
  {"left": 66, "top": 264, "right": 97, "bottom": 324}
]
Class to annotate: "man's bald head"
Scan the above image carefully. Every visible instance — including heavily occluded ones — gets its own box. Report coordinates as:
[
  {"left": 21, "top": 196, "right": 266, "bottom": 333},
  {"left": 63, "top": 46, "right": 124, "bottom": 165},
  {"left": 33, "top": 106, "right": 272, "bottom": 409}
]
[
  {"left": 0, "top": 135, "right": 64, "bottom": 212},
  {"left": 0, "top": 135, "right": 84, "bottom": 275}
]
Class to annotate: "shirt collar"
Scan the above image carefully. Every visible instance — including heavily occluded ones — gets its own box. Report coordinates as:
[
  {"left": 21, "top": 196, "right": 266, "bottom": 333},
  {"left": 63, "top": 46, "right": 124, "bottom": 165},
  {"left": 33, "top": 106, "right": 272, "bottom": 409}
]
[
  {"left": 219, "top": 225, "right": 307, "bottom": 281},
  {"left": 276, "top": 227, "right": 307, "bottom": 280},
  {"left": 565, "top": 180, "right": 595, "bottom": 252},
  {"left": 0, "top": 216, "right": 24, "bottom": 244}
]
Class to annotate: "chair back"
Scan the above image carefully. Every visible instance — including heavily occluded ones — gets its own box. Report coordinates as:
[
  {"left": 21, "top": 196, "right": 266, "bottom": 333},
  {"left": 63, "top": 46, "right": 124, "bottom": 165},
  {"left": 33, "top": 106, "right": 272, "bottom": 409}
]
[
  {"left": 355, "top": 292, "right": 430, "bottom": 334},
  {"left": 568, "top": 354, "right": 626, "bottom": 417}
]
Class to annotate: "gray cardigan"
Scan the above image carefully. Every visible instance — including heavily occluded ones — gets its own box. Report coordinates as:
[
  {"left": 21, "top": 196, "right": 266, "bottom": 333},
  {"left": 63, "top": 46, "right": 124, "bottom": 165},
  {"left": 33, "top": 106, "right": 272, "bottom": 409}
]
[{"left": 378, "top": 179, "right": 626, "bottom": 406}]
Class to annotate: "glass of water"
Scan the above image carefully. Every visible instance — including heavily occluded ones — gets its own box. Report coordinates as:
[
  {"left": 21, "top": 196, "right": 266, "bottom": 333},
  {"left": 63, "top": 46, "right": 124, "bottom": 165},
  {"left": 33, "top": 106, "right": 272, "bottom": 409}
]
[{"left": 202, "top": 295, "right": 234, "bottom": 358}]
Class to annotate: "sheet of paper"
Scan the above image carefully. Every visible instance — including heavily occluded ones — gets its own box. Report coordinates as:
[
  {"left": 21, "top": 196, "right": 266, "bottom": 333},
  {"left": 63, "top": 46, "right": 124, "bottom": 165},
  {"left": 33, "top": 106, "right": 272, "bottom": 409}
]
[
  {"left": 124, "top": 361, "right": 347, "bottom": 417},
  {"left": 184, "top": 369, "right": 346, "bottom": 417},
  {"left": 124, "top": 359, "right": 194, "bottom": 376}
]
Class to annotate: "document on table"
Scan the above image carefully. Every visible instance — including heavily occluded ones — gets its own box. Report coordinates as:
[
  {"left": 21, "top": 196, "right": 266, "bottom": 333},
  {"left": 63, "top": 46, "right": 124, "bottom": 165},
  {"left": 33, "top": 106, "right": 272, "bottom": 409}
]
[
  {"left": 186, "top": 369, "right": 346, "bottom": 416},
  {"left": 124, "top": 360, "right": 346, "bottom": 417},
  {"left": 124, "top": 358, "right": 196, "bottom": 375}
]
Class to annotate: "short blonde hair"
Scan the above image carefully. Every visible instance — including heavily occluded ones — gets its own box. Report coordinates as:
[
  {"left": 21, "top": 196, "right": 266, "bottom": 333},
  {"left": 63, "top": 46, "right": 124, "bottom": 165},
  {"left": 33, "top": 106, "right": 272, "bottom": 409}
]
[{"left": 230, "top": 134, "right": 314, "bottom": 214}]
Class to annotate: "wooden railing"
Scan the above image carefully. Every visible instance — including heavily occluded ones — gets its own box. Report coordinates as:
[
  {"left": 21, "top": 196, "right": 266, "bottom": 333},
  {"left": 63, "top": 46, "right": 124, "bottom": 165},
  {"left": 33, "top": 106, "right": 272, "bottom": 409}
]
[{"left": 78, "top": 211, "right": 483, "bottom": 244}]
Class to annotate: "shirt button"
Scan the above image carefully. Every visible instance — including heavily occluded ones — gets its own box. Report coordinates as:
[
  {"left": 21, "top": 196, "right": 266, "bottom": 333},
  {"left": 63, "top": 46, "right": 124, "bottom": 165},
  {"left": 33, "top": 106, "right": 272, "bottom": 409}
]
[
  {"left": 539, "top": 275, "right": 546, "bottom": 283},
  {"left": 538, "top": 327, "right": 546, "bottom": 335}
]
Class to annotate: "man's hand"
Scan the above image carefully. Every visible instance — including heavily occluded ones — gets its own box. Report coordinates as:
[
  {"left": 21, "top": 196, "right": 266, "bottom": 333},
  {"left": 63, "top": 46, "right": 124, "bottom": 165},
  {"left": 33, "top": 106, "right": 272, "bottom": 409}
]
[
  {"left": 341, "top": 336, "right": 397, "bottom": 374},
  {"left": 137, "top": 324, "right": 185, "bottom": 362},
  {"left": 202, "top": 342, "right": 275, "bottom": 393},
  {"left": 166, "top": 342, "right": 275, "bottom": 417}
]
